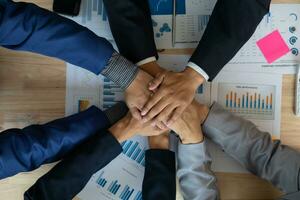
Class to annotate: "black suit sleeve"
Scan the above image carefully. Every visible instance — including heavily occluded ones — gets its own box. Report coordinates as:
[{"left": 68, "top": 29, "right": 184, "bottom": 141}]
[
  {"left": 142, "top": 149, "right": 176, "bottom": 200},
  {"left": 103, "top": 0, "right": 158, "bottom": 64},
  {"left": 24, "top": 131, "right": 123, "bottom": 200},
  {"left": 190, "top": 0, "right": 271, "bottom": 80}
]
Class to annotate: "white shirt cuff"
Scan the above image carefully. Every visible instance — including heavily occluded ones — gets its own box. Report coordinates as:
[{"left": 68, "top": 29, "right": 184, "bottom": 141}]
[
  {"left": 187, "top": 62, "right": 209, "bottom": 81},
  {"left": 136, "top": 56, "right": 157, "bottom": 66}
]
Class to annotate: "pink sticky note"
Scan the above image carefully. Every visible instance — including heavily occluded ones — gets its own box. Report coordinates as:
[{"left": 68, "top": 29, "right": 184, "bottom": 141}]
[{"left": 256, "top": 30, "right": 290, "bottom": 64}]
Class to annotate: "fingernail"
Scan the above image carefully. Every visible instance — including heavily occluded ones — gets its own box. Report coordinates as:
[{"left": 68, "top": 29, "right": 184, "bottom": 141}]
[
  {"left": 151, "top": 122, "right": 156, "bottom": 127},
  {"left": 141, "top": 110, "right": 147, "bottom": 116},
  {"left": 143, "top": 118, "right": 148, "bottom": 123},
  {"left": 166, "top": 121, "right": 172, "bottom": 127}
]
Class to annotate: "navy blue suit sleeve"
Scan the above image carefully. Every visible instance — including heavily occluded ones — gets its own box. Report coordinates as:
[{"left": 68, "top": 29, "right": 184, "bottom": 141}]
[
  {"left": 24, "top": 130, "right": 122, "bottom": 200},
  {"left": 0, "top": 0, "right": 114, "bottom": 75},
  {"left": 0, "top": 106, "right": 110, "bottom": 179},
  {"left": 142, "top": 149, "right": 176, "bottom": 200}
]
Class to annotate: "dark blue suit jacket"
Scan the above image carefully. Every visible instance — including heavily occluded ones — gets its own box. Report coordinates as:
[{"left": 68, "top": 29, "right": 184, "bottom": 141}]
[
  {"left": 0, "top": 0, "right": 114, "bottom": 75},
  {"left": 0, "top": 0, "right": 121, "bottom": 179},
  {"left": 0, "top": 106, "right": 111, "bottom": 179}
]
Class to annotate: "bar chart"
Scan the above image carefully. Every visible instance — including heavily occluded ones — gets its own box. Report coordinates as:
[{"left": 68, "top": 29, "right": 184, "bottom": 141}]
[
  {"left": 81, "top": 0, "right": 107, "bottom": 24},
  {"left": 108, "top": 180, "right": 121, "bottom": 195},
  {"left": 133, "top": 191, "right": 142, "bottom": 200},
  {"left": 78, "top": 99, "right": 90, "bottom": 112},
  {"left": 119, "top": 185, "right": 135, "bottom": 200},
  {"left": 101, "top": 77, "right": 124, "bottom": 109},
  {"left": 121, "top": 140, "right": 146, "bottom": 167},
  {"left": 92, "top": 169, "right": 143, "bottom": 200},
  {"left": 96, "top": 171, "right": 107, "bottom": 188},
  {"left": 66, "top": 0, "right": 113, "bottom": 40},
  {"left": 217, "top": 83, "right": 275, "bottom": 120}
]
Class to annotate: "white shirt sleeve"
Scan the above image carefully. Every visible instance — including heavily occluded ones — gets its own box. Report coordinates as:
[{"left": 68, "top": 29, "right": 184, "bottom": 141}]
[
  {"left": 187, "top": 62, "right": 209, "bottom": 81},
  {"left": 136, "top": 56, "right": 157, "bottom": 66}
]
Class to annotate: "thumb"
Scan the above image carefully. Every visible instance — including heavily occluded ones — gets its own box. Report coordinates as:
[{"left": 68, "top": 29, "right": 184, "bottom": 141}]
[
  {"left": 129, "top": 107, "right": 142, "bottom": 120},
  {"left": 148, "top": 73, "right": 165, "bottom": 91}
]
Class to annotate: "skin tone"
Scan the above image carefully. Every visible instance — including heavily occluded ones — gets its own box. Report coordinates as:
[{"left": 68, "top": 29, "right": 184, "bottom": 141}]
[
  {"left": 148, "top": 133, "right": 170, "bottom": 150},
  {"left": 139, "top": 61, "right": 205, "bottom": 130},
  {"left": 140, "top": 62, "right": 205, "bottom": 127},
  {"left": 169, "top": 100, "right": 209, "bottom": 144},
  {"left": 124, "top": 70, "right": 153, "bottom": 120},
  {"left": 108, "top": 112, "right": 167, "bottom": 143}
]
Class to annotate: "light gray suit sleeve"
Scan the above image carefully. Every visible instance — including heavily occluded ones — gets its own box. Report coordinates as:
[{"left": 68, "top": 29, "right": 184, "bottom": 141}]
[
  {"left": 203, "top": 102, "right": 300, "bottom": 199},
  {"left": 177, "top": 141, "right": 219, "bottom": 200}
]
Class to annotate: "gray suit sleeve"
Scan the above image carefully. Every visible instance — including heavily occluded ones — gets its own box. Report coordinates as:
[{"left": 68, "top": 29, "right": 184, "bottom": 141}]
[
  {"left": 177, "top": 141, "right": 219, "bottom": 200},
  {"left": 203, "top": 103, "right": 300, "bottom": 196}
]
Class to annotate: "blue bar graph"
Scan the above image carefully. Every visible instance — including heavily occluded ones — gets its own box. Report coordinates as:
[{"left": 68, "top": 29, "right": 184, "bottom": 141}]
[
  {"left": 108, "top": 180, "right": 121, "bottom": 195},
  {"left": 81, "top": 0, "right": 108, "bottom": 24},
  {"left": 102, "top": 78, "right": 123, "bottom": 109},
  {"left": 96, "top": 171, "right": 108, "bottom": 188},
  {"left": 121, "top": 140, "right": 146, "bottom": 167},
  {"left": 134, "top": 191, "right": 142, "bottom": 200},
  {"left": 120, "top": 185, "right": 134, "bottom": 200}
]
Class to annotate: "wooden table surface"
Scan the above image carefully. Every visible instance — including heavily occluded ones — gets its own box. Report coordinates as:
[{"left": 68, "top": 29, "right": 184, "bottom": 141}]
[{"left": 0, "top": 0, "right": 300, "bottom": 199}]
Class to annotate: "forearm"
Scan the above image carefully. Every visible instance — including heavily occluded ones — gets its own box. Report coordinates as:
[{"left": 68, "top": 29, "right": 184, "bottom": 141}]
[
  {"left": 24, "top": 130, "right": 123, "bottom": 200},
  {"left": 142, "top": 149, "right": 176, "bottom": 200},
  {"left": 203, "top": 103, "right": 300, "bottom": 194},
  {"left": 0, "top": 106, "right": 110, "bottom": 179},
  {"left": 177, "top": 141, "right": 218, "bottom": 200},
  {"left": 103, "top": 0, "right": 157, "bottom": 64},
  {"left": 191, "top": 0, "right": 271, "bottom": 80},
  {"left": 0, "top": 1, "right": 138, "bottom": 89}
]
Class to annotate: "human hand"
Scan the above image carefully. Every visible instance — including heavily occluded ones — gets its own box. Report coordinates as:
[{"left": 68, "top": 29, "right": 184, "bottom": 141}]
[
  {"left": 125, "top": 69, "right": 153, "bottom": 120},
  {"left": 109, "top": 112, "right": 168, "bottom": 143},
  {"left": 169, "top": 101, "right": 209, "bottom": 144},
  {"left": 148, "top": 133, "right": 170, "bottom": 150},
  {"left": 141, "top": 67, "right": 205, "bottom": 127}
]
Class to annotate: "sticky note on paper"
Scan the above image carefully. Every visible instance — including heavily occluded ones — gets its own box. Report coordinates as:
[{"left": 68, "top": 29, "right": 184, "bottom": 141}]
[{"left": 256, "top": 30, "right": 290, "bottom": 64}]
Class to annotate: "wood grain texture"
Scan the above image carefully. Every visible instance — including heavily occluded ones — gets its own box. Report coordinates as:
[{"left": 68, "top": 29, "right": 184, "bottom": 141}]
[{"left": 0, "top": 0, "right": 299, "bottom": 199}]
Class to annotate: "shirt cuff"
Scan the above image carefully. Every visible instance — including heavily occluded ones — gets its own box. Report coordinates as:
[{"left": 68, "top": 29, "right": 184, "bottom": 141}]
[
  {"left": 136, "top": 56, "right": 157, "bottom": 66},
  {"left": 101, "top": 52, "right": 139, "bottom": 90},
  {"left": 187, "top": 62, "right": 209, "bottom": 81},
  {"left": 177, "top": 139, "right": 213, "bottom": 167}
]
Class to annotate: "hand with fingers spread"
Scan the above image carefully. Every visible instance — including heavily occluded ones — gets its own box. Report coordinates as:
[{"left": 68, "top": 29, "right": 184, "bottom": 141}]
[
  {"left": 140, "top": 67, "right": 205, "bottom": 127},
  {"left": 124, "top": 69, "right": 153, "bottom": 120},
  {"left": 109, "top": 112, "right": 168, "bottom": 142},
  {"left": 169, "top": 101, "right": 209, "bottom": 144}
]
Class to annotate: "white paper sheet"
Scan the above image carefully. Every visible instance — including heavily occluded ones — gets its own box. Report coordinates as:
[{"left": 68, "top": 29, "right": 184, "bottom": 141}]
[
  {"left": 209, "top": 71, "right": 282, "bottom": 173},
  {"left": 77, "top": 136, "right": 148, "bottom": 200},
  {"left": 229, "top": 4, "right": 300, "bottom": 66}
]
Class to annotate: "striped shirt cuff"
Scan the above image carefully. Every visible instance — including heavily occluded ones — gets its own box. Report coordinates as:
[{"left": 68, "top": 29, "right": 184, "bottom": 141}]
[{"left": 101, "top": 52, "right": 139, "bottom": 89}]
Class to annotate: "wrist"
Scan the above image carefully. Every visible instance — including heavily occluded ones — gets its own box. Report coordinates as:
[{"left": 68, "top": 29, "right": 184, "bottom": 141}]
[
  {"left": 148, "top": 134, "right": 169, "bottom": 149},
  {"left": 184, "top": 67, "right": 205, "bottom": 87},
  {"left": 108, "top": 118, "right": 135, "bottom": 143},
  {"left": 180, "top": 133, "right": 204, "bottom": 145},
  {"left": 140, "top": 61, "right": 166, "bottom": 77}
]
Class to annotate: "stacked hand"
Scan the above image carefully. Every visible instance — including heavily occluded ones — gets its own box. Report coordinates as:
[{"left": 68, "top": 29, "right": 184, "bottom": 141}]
[
  {"left": 141, "top": 68, "right": 204, "bottom": 127},
  {"left": 109, "top": 112, "right": 168, "bottom": 143},
  {"left": 124, "top": 61, "right": 206, "bottom": 141},
  {"left": 124, "top": 70, "right": 153, "bottom": 120},
  {"left": 169, "top": 101, "right": 209, "bottom": 144}
]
